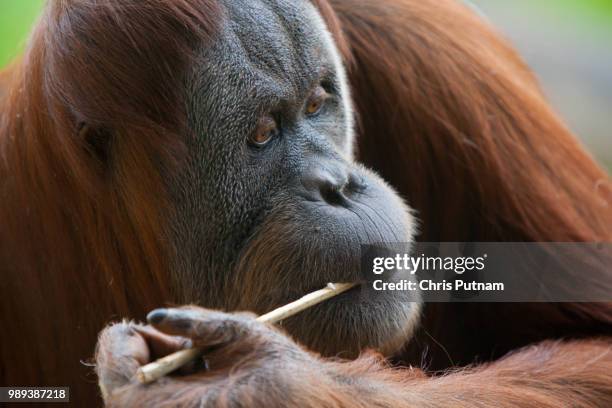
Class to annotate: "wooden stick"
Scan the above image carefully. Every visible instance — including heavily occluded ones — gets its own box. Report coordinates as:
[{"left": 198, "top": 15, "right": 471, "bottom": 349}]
[{"left": 136, "top": 282, "right": 357, "bottom": 384}]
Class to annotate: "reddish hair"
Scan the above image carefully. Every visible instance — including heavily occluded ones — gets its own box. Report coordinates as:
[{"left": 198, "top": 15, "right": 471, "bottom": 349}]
[
  {"left": 0, "top": 0, "right": 220, "bottom": 401},
  {"left": 326, "top": 0, "right": 612, "bottom": 242},
  {"left": 323, "top": 0, "right": 612, "bottom": 366}
]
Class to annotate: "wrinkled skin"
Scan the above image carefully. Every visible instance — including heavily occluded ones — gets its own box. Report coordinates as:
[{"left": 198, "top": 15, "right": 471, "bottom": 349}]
[{"left": 169, "top": 0, "right": 419, "bottom": 358}]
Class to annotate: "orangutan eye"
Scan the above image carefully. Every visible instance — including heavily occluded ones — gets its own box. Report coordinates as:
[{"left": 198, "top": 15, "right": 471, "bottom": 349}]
[
  {"left": 249, "top": 115, "right": 278, "bottom": 147},
  {"left": 305, "top": 85, "right": 329, "bottom": 116}
]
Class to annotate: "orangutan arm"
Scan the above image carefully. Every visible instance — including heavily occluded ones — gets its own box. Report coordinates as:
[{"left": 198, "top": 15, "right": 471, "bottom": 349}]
[{"left": 96, "top": 306, "right": 612, "bottom": 407}]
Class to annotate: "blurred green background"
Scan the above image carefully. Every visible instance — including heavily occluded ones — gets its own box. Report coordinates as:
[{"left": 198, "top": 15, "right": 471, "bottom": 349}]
[
  {"left": 1, "top": 0, "right": 610, "bottom": 169},
  {"left": 0, "top": 0, "right": 43, "bottom": 67}
]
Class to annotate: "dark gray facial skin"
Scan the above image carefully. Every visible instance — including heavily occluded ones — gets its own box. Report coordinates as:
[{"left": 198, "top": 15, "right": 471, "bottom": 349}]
[{"left": 170, "top": 0, "right": 421, "bottom": 357}]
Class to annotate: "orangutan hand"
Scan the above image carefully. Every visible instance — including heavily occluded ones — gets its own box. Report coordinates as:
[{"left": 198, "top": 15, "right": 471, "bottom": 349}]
[{"left": 95, "top": 306, "right": 338, "bottom": 407}]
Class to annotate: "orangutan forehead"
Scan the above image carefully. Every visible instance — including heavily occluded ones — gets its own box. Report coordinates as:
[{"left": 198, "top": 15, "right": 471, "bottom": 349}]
[{"left": 214, "top": 0, "right": 336, "bottom": 80}]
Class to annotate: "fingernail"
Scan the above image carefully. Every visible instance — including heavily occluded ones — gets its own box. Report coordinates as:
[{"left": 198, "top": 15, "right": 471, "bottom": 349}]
[{"left": 147, "top": 308, "right": 168, "bottom": 324}]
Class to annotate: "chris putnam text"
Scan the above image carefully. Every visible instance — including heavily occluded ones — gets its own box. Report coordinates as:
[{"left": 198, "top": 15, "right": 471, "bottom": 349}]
[{"left": 372, "top": 279, "right": 505, "bottom": 292}]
